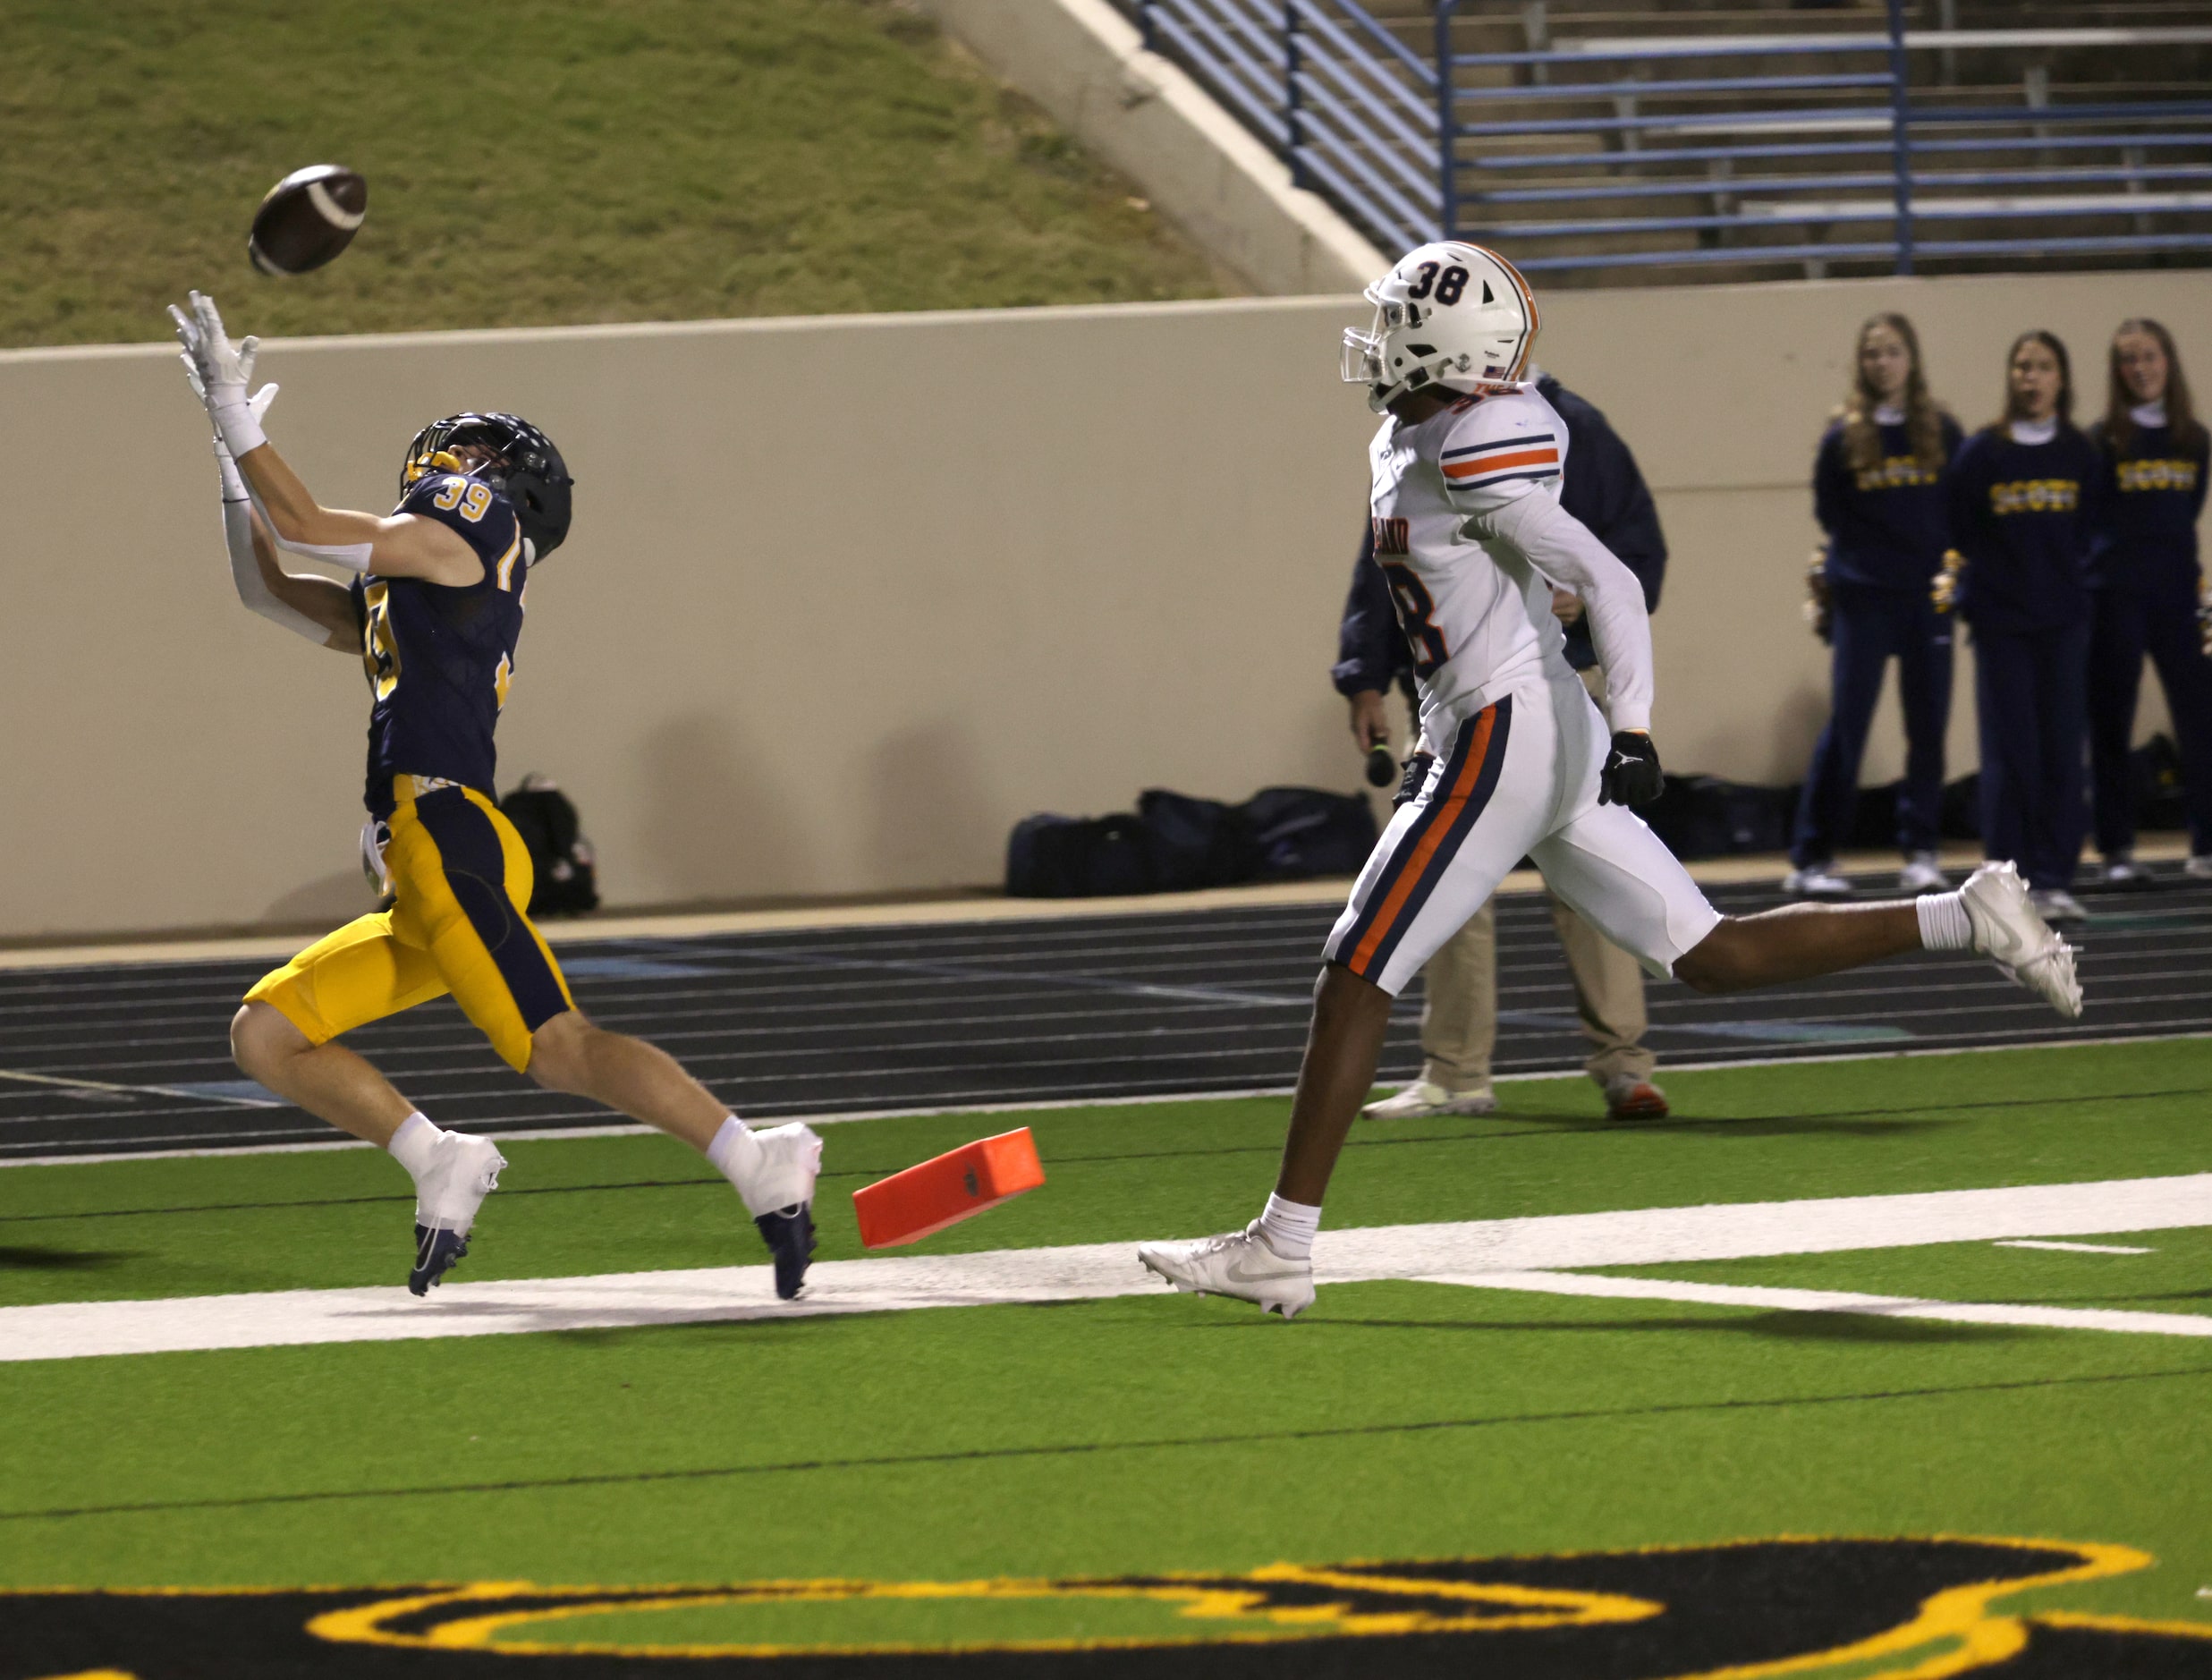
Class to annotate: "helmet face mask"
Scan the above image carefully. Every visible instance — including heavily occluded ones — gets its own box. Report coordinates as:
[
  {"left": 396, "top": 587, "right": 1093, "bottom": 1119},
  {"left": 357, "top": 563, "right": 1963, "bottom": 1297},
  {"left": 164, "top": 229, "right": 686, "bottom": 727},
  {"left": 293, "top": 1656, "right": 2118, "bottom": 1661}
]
[
  {"left": 400, "top": 412, "right": 575, "bottom": 560},
  {"left": 1341, "top": 242, "right": 1541, "bottom": 413}
]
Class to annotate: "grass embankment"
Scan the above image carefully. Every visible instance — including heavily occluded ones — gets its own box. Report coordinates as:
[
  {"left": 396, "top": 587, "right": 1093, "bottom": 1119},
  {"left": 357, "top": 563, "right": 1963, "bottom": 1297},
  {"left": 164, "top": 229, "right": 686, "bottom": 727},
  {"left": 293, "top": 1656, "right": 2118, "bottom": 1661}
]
[{"left": 0, "top": 0, "right": 1227, "bottom": 349}]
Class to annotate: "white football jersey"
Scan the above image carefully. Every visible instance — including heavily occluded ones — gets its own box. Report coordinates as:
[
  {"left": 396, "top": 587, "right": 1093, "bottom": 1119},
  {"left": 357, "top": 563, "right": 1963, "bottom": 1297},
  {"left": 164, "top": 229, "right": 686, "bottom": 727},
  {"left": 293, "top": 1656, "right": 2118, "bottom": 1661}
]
[{"left": 1366, "top": 386, "right": 1580, "bottom": 742}]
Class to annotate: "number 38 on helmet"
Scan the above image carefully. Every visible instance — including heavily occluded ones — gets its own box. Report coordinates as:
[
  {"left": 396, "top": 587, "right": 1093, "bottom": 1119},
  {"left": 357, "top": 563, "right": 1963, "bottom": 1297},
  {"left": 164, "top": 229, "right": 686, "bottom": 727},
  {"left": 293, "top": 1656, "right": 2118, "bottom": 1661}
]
[{"left": 1340, "top": 242, "right": 1542, "bottom": 413}]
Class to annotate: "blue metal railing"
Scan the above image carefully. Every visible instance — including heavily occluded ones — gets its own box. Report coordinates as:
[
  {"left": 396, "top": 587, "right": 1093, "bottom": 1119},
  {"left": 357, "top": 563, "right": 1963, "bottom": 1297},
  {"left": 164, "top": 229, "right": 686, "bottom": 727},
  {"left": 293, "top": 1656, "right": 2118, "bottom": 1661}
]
[{"left": 1124, "top": 0, "right": 2212, "bottom": 277}]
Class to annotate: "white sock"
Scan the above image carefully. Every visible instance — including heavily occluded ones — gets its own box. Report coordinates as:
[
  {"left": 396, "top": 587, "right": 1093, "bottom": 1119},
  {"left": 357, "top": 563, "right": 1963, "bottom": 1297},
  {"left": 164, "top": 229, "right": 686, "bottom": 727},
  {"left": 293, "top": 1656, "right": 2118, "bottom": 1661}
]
[
  {"left": 386, "top": 1112, "right": 443, "bottom": 1180},
  {"left": 1916, "top": 890, "right": 1972, "bottom": 952},
  {"left": 1257, "top": 1192, "right": 1321, "bottom": 1260},
  {"left": 706, "top": 1115, "right": 762, "bottom": 1192}
]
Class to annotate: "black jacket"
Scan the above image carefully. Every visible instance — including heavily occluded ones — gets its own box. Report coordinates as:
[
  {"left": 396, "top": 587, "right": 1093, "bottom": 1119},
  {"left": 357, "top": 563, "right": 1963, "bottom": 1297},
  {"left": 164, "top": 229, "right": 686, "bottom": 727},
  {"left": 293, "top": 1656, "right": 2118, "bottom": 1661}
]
[{"left": 1332, "top": 374, "right": 1667, "bottom": 693}]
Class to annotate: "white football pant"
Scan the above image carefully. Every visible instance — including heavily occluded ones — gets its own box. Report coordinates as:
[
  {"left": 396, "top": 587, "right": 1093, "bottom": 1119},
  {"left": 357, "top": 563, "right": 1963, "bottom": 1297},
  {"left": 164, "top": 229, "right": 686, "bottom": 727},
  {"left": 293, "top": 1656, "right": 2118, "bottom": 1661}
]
[{"left": 1325, "top": 672, "right": 1723, "bottom": 996}]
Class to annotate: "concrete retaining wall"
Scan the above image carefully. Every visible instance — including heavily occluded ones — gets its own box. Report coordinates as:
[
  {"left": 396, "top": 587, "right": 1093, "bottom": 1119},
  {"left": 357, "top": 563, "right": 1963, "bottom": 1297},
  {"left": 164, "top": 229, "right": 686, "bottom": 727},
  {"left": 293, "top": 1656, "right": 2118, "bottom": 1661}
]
[{"left": 0, "top": 267, "right": 2200, "bottom": 939}]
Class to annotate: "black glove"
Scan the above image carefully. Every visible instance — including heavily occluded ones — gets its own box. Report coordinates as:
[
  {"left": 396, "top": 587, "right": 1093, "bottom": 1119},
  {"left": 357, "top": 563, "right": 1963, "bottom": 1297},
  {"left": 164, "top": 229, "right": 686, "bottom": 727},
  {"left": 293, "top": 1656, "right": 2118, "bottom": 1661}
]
[
  {"left": 1394, "top": 751, "right": 1436, "bottom": 809},
  {"left": 1599, "top": 730, "right": 1664, "bottom": 808}
]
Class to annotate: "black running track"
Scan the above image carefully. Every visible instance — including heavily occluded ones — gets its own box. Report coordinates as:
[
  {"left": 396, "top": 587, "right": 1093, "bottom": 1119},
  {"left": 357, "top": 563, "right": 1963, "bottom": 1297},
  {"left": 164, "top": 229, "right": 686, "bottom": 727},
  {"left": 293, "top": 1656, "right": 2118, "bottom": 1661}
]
[{"left": 3, "top": 867, "right": 2207, "bottom": 1161}]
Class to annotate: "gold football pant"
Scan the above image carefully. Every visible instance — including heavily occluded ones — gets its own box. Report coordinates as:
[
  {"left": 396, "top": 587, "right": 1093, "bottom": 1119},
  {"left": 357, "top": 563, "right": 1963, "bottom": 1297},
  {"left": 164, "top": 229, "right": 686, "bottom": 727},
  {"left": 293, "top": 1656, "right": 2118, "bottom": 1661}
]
[{"left": 247, "top": 780, "right": 575, "bottom": 1072}]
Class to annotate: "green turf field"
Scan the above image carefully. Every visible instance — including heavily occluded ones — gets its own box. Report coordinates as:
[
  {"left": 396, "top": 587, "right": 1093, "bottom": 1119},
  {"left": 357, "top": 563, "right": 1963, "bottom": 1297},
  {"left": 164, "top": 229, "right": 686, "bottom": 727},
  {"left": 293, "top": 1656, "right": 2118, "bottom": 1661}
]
[
  {"left": 0, "top": 0, "right": 1225, "bottom": 351},
  {"left": 2, "top": 1040, "right": 2208, "bottom": 1676}
]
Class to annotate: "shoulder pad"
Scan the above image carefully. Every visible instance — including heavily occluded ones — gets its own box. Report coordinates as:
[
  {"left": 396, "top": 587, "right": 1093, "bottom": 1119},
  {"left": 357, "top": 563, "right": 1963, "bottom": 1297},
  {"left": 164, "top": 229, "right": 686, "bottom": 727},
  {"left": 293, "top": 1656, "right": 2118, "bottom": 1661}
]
[
  {"left": 400, "top": 472, "right": 517, "bottom": 527},
  {"left": 1437, "top": 392, "right": 1564, "bottom": 496}
]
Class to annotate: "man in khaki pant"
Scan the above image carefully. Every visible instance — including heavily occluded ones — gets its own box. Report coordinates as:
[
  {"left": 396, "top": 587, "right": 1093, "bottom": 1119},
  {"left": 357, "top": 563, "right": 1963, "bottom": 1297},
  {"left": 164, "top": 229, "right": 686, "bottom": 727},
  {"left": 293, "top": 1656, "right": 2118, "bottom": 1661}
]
[{"left": 1334, "top": 370, "right": 1670, "bottom": 1122}]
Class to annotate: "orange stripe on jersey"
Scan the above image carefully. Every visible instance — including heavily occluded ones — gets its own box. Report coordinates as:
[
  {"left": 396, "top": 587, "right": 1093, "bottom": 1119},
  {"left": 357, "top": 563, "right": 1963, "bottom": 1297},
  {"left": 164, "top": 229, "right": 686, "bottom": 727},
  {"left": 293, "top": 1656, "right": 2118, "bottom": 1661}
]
[
  {"left": 1349, "top": 706, "right": 1500, "bottom": 973},
  {"left": 1444, "top": 447, "right": 1558, "bottom": 479}
]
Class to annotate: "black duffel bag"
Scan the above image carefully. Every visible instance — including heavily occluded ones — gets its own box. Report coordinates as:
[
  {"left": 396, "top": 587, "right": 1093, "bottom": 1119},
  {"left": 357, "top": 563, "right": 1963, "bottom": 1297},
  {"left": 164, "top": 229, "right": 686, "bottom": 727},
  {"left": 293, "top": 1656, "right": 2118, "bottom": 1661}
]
[
  {"left": 1006, "top": 785, "right": 1380, "bottom": 896},
  {"left": 1137, "top": 789, "right": 1259, "bottom": 890},
  {"left": 1642, "top": 774, "right": 1792, "bottom": 861},
  {"left": 498, "top": 774, "right": 600, "bottom": 915},
  {"left": 1239, "top": 785, "right": 1377, "bottom": 879},
  {"left": 1005, "top": 812, "right": 1157, "bottom": 898}
]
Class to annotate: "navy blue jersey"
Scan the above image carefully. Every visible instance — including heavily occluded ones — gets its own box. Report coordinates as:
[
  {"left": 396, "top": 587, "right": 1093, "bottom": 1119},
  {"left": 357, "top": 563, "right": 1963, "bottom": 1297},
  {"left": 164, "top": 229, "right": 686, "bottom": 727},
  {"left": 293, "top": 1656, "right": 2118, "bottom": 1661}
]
[
  {"left": 1812, "top": 413, "right": 1962, "bottom": 590},
  {"left": 1946, "top": 427, "right": 2104, "bottom": 634},
  {"left": 2089, "top": 419, "right": 2209, "bottom": 594},
  {"left": 352, "top": 472, "right": 530, "bottom": 817}
]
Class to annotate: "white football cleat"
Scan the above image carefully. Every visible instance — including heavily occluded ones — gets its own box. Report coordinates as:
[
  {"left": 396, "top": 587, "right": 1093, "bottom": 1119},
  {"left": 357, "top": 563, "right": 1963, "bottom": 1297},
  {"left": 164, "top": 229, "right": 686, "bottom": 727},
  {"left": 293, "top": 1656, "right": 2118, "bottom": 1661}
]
[
  {"left": 1899, "top": 853, "right": 1951, "bottom": 895},
  {"left": 1361, "top": 1080, "right": 1497, "bottom": 1121},
  {"left": 1784, "top": 864, "right": 1854, "bottom": 900},
  {"left": 1961, "top": 861, "right": 2081, "bottom": 1019},
  {"left": 413, "top": 1131, "right": 506, "bottom": 1235},
  {"left": 733, "top": 1122, "right": 823, "bottom": 1218},
  {"left": 1138, "top": 1222, "right": 1316, "bottom": 1319}
]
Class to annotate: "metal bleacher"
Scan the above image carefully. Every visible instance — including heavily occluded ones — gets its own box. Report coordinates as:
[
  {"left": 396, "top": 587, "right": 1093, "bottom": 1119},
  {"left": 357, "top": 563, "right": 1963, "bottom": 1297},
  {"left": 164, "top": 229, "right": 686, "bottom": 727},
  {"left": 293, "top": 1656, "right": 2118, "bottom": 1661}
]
[{"left": 1121, "top": 0, "right": 2212, "bottom": 284}]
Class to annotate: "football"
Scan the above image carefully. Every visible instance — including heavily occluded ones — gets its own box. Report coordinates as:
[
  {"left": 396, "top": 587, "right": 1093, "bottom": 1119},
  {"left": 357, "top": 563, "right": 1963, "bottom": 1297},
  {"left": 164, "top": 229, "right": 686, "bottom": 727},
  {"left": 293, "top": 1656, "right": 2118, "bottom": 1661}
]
[{"left": 247, "top": 164, "right": 368, "bottom": 276}]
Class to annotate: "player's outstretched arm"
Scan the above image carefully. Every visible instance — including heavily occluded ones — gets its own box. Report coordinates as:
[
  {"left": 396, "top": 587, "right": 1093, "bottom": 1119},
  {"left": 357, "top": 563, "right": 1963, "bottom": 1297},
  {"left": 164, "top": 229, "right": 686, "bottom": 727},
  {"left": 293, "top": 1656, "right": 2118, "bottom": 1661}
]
[
  {"left": 229, "top": 499, "right": 356, "bottom": 649},
  {"left": 1466, "top": 487, "right": 1657, "bottom": 732},
  {"left": 232, "top": 438, "right": 481, "bottom": 586},
  {"left": 195, "top": 377, "right": 353, "bottom": 648},
  {"left": 170, "top": 290, "right": 479, "bottom": 588}
]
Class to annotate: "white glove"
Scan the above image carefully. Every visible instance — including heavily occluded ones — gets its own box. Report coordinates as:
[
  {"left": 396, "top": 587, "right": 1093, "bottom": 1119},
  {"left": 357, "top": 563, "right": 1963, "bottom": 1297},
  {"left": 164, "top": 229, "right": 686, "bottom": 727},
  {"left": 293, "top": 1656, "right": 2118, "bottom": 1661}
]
[
  {"left": 168, "top": 291, "right": 267, "bottom": 459},
  {"left": 186, "top": 374, "right": 279, "bottom": 496}
]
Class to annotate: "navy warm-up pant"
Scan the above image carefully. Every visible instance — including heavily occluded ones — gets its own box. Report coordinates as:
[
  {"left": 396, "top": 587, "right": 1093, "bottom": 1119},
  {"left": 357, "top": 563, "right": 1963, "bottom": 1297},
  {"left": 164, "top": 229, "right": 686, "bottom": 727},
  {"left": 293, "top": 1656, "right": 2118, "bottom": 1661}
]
[
  {"left": 1791, "top": 584, "right": 1954, "bottom": 866},
  {"left": 1973, "top": 620, "right": 2089, "bottom": 892},
  {"left": 2088, "top": 581, "right": 2212, "bottom": 856}
]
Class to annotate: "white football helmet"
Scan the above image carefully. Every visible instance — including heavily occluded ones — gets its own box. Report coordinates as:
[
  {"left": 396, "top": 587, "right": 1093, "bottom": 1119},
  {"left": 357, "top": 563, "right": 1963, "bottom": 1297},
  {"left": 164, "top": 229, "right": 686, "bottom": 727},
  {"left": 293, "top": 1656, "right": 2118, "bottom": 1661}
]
[{"left": 1340, "top": 241, "right": 1541, "bottom": 412}]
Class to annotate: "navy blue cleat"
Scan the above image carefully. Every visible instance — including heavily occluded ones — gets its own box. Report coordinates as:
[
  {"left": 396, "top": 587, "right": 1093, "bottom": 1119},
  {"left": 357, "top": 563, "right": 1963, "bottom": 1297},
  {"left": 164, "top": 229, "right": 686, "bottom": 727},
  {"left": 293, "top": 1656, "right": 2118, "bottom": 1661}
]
[
  {"left": 410, "top": 1224, "right": 471, "bottom": 1296},
  {"left": 755, "top": 1204, "right": 817, "bottom": 1300}
]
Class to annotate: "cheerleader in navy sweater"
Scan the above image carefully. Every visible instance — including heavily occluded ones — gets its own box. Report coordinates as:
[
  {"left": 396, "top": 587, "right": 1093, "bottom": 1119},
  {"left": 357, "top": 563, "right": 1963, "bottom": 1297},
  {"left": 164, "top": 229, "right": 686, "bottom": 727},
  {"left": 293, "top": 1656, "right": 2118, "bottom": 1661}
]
[
  {"left": 1788, "top": 313, "right": 1962, "bottom": 899},
  {"left": 2087, "top": 318, "right": 2212, "bottom": 883},
  {"left": 1943, "top": 330, "right": 2104, "bottom": 921}
]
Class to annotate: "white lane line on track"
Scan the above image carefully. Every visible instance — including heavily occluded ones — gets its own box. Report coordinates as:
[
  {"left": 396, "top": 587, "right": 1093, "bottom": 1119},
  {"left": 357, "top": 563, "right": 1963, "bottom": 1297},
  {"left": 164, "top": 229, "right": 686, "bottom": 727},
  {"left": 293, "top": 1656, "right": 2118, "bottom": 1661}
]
[
  {"left": 1996, "top": 1238, "right": 2155, "bottom": 1254},
  {"left": 3, "top": 1174, "right": 2206, "bottom": 1363},
  {"left": 0, "top": 1067, "right": 283, "bottom": 1109},
  {"left": 13, "top": 1028, "right": 2212, "bottom": 1170},
  {"left": 1426, "top": 1270, "right": 2212, "bottom": 1338}
]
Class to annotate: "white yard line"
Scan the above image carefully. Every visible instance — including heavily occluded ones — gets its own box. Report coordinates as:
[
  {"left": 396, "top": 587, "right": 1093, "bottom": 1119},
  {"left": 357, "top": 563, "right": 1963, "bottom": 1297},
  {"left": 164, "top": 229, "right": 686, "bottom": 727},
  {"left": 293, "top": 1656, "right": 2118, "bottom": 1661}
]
[
  {"left": 1428, "top": 1269, "right": 2212, "bottom": 1339},
  {"left": 2, "top": 1174, "right": 2205, "bottom": 1364},
  {"left": 1995, "top": 1239, "right": 2155, "bottom": 1255}
]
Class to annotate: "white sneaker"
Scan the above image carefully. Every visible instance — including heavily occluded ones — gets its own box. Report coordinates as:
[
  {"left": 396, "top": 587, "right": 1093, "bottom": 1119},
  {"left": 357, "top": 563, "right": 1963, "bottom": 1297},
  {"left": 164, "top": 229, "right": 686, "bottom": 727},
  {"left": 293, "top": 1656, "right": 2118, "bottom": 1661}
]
[
  {"left": 1961, "top": 862, "right": 2081, "bottom": 1018},
  {"left": 733, "top": 1122, "right": 823, "bottom": 1218},
  {"left": 1137, "top": 1222, "right": 1315, "bottom": 1319},
  {"left": 1784, "top": 865, "right": 1854, "bottom": 899},
  {"left": 1360, "top": 1080, "right": 1497, "bottom": 1120},
  {"left": 1899, "top": 853, "right": 1951, "bottom": 895},
  {"left": 2100, "top": 854, "right": 2151, "bottom": 889},
  {"left": 2186, "top": 854, "right": 2212, "bottom": 879},
  {"left": 2029, "top": 887, "right": 2089, "bottom": 923},
  {"left": 413, "top": 1131, "right": 507, "bottom": 1234}
]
